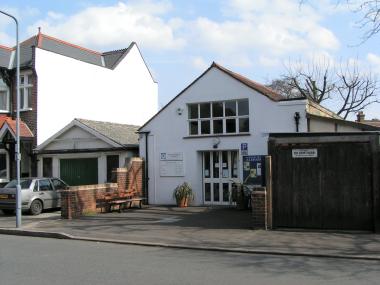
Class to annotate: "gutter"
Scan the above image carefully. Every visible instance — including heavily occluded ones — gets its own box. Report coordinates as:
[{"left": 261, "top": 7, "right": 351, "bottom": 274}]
[{"left": 138, "top": 131, "right": 150, "bottom": 204}]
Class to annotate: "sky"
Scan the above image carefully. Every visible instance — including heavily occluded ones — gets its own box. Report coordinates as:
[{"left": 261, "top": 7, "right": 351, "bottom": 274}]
[{"left": 1, "top": 0, "right": 379, "bottom": 120}]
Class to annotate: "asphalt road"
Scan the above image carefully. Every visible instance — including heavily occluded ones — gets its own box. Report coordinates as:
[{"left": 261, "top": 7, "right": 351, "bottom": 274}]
[{"left": 0, "top": 234, "right": 379, "bottom": 285}]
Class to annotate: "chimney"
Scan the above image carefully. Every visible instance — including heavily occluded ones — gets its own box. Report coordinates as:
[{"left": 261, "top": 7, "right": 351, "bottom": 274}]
[{"left": 356, "top": 111, "right": 365, "bottom": 122}]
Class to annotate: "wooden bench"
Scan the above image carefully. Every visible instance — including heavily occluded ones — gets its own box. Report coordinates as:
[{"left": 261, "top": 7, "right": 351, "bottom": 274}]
[{"left": 98, "top": 197, "right": 146, "bottom": 213}]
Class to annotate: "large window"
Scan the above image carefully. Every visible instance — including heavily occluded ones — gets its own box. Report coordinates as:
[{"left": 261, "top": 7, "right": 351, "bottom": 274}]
[
  {"left": 188, "top": 99, "right": 249, "bottom": 135},
  {"left": 0, "top": 78, "right": 9, "bottom": 112},
  {"left": 19, "top": 73, "right": 33, "bottom": 110}
]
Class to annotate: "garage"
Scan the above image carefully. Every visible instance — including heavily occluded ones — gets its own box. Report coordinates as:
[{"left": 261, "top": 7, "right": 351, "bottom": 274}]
[
  {"left": 269, "top": 133, "right": 379, "bottom": 231},
  {"left": 60, "top": 158, "right": 98, "bottom": 186}
]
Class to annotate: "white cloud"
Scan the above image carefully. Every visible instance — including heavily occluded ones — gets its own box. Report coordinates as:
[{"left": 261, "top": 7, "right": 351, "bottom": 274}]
[
  {"left": 191, "top": 56, "right": 208, "bottom": 70},
  {"left": 27, "top": 1, "right": 185, "bottom": 51},
  {"left": 189, "top": 0, "right": 339, "bottom": 68},
  {"left": 367, "top": 53, "right": 380, "bottom": 74},
  {"left": 258, "top": 56, "right": 281, "bottom": 68}
]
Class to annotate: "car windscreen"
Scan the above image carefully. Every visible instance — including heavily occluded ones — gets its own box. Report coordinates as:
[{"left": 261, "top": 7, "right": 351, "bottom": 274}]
[{"left": 4, "top": 179, "right": 33, "bottom": 189}]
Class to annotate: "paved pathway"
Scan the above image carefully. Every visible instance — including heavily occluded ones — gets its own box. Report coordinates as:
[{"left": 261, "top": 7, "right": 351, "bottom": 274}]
[{"left": 1, "top": 207, "right": 380, "bottom": 260}]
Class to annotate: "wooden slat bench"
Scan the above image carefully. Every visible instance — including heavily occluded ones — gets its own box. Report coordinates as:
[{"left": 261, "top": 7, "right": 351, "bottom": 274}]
[{"left": 98, "top": 197, "right": 146, "bottom": 213}]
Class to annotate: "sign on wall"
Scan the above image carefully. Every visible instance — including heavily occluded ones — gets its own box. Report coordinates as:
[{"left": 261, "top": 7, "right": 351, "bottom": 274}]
[
  {"left": 292, "top": 149, "right": 318, "bottom": 158},
  {"left": 241, "top": 143, "right": 248, "bottom": 156},
  {"left": 160, "top": 152, "right": 184, "bottom": 176},
  {"left": 242, "top": 155, "right": 265, "bottom": 186}
]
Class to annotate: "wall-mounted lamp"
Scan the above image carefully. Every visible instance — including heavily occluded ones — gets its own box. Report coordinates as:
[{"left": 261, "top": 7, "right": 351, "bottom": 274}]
[
  {"left": 294, "top": 112, "right": 300, "bottom": 132},
  {"left": 212, "top": 137, "right": 221, "bottom": 149},
  {"left": 176, "top": 108, "right": 183, "bottom": 115}
]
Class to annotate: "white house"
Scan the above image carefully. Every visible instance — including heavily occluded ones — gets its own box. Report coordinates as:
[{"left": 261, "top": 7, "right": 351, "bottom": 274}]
[
  {"left": 138, "top": 62, "right": 377, "bottom": 206},
  {"left": 0, "top": 31, "right": 157, "bottom": 181},
  {"left": 36, "top": 118, "right": 139, "bottom": 186}
]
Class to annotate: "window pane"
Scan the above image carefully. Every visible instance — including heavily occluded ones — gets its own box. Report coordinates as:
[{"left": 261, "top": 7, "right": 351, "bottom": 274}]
[
  {"left": 213, "top": 119, "right": 223, "bottom": 134},
  {"left": 199, "top": 103, "right": 210, "bottom": 118},
  {"left": 0, "top": 91, "right": 7, "bottom": 110},
  {"left": 28, "top": 74, "right": 33, "bottom": 85},
  {"left": 52, "top": 178, "right": 67, "bottom": 190},
  {"left": 212, "top": 102, "right": 223, "bottom": 117},
  {"left": 226, "top": 119, "right": 236, "bottom": 133},
  {"left": 238, "top": 99, "right": 249, "bottom": 116},
  {"left": 213, "top": 183, "right": 220, "bottom": 202},
  {"left": 225, "top": 101, "right": 236, "bottom": 116},
  {"left": 239, "top": 118, "right": 249, "bottom": 132},
  {"left": 20, "top": 76, "right": 24, "bottom": 85},
  {"left": 213, "top": 152, "right": 219, "bottom": 178},
  {"left": 188, "top": 104, "right": 198, "bottom": 119},
  {"left": 222, "top": 151, "right": 229, "bottom": 178},
  {"left": 0, "top": 153, "right": 6, "bottom": 179},
  {"left": 189, "top": 121, "right": 198, "bottom": 135},
  {"left": 20, "top": 89, "right": 24, "bottom": 109},
  {"left": 231, "top": 151, "right": 238, "bottom": 178},
  {"left": 203, "top": 152, "right": 210, "bottom": 178},
  {"left": 201, "top": 120, "right": 210, "bottom": 134},
  {"left": 205, "top": 183, "right": 211, "bottom": 202},
  {"left": 39, "top": 179, "right": 53, "bottom": 191},
  {"left": 27, "top": 88, "right": 32, "bottom": 108},
  {"left": 223, "top": 183, "right": 229, "bottom": 202}
]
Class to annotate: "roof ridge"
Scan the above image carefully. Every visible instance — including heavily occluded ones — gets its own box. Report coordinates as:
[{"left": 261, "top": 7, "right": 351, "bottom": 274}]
[
  {"left": 41, "top": 33, "right": 102, "bottom": 55},
  {"left": 75, "top": 118, "right": 140, "bottom": 128},
  {"left": 0, "top": 44, "right": 13, "bottom": 51},
  {"left": 211, "top": 62, "right": 285, "bottom": 101}
]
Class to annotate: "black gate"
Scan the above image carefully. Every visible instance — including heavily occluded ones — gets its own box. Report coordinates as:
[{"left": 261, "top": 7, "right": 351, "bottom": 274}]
[{"left": 271, "top": 141, "right": 374, "bottom": 231}]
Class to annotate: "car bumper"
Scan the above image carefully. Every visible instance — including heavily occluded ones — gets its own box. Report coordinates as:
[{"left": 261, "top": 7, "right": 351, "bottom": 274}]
[{"left": 0, "top": 201, "right": 29, "bottom": 210}]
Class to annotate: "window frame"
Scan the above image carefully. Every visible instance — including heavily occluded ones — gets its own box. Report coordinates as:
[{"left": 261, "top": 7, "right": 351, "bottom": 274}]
[
  {"left": 187, "top": 99, "right": 249, "bottom": 136},
  {"left": 0, "top": 150, "right": 9, "bottom": 183},
  {"left": 0, "top": 78, "right": 10, "bottom": 113},
  {"left": 19, "top": 72, "right": 33, "bottom": 111}
]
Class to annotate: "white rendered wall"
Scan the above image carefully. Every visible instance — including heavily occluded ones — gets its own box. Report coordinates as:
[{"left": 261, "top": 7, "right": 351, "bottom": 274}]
[
  {"left": 139, "top": 67, "right": 308, "bottom": 205},
  {"left": 35, "top": 45, "right": 158, "bottom": 144}
]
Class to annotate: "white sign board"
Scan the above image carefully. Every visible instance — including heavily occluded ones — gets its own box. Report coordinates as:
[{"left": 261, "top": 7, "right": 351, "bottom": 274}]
[
  {"left": 292, "top": 149, "right": 318, "bottom": 158},
  {"left": 160, "top": 161, "right": 184, "bottom": 177},
  {"left": 160, "top": 152, "right": 183, "bottom": 161}
]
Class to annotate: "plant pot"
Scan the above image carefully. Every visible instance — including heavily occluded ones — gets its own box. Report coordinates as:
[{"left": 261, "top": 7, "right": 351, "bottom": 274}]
[{"left": 177, "top": 197, "right": 188, "bottom": 208}]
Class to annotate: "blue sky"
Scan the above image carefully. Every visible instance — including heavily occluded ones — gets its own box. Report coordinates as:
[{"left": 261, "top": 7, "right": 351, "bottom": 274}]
[{"left": 1, "top": 0, "right": 379, "bottom": 120}]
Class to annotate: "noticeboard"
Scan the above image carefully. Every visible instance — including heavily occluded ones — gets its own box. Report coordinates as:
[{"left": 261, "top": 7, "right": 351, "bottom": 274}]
[{"left": 242, "top": 155, "right": 266, "bottom": 186}]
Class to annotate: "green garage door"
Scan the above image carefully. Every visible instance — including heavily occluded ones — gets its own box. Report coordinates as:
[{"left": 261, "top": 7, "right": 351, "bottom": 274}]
[{"left": 60, "top": 158, "right": 98, "bottom": 186}]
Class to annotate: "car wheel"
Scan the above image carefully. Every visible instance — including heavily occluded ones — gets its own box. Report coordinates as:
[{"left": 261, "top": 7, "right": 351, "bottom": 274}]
[
  {"left": 30, "top": 200, "right": 43, "bottom": 215},
  {"left": 2, "top": 209, "right": 14, "bottom": 215}
]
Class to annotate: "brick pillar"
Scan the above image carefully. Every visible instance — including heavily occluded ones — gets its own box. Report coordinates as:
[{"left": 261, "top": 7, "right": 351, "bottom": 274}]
[
  {"left": 114, "top": 168, "right": 128, "bottom": 196},
  {"left": 251, "top": 188, "right": 267, "bottom": 229}
]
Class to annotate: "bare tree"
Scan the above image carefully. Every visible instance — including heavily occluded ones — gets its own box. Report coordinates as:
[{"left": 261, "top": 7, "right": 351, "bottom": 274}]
[
  {"left": 267, "top": 59, "right": 379, "bottom": 119},
  {"left": 335, "top": 62, "right": 379, "bottom": 118}
]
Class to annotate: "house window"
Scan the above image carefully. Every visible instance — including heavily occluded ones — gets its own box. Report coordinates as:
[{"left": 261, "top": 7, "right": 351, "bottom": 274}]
[
  {"left": 43, "top": 157, "right": 53, "bottom": 177},
  {"left": 188, "top": 99, "right": 249, "bottom": 135},
  {"left": 19, "top": 73, "right": 33, "bottom": 110},
  {"left": 0, "top": 151, "right": 9, "bottom": 182},
  {"left": 0, "top": 78, "right": 9, "bottom": 112}
]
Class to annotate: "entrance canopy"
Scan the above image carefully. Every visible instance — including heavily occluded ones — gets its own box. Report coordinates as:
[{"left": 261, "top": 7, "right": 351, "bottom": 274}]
[{"left": 0, "top": 115, "right": 34, "bottom": 140}]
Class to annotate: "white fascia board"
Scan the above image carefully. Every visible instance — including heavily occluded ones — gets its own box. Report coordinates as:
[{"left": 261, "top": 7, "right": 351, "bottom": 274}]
[
  {"left": 36, "top": 120, "right": 77, "bottom": 150},
  {"left": 73, "top": 120, "right": 121, "bottom": 148},
  {"left": 277, "top": 99, "right": 308, "bottom": 106}
]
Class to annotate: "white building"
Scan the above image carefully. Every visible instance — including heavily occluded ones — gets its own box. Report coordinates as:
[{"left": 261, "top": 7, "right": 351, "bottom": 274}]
[
  {"left": 0, "top": 31, "right": 157, "bottom": 181},
  {"left": 138, "top": 62, "right": 376, "bottom": 206}
]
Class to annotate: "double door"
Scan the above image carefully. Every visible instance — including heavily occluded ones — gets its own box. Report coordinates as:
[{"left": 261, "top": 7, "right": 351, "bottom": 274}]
[{"left": 203, "top": 151, "right": 238, "bottom": 205}]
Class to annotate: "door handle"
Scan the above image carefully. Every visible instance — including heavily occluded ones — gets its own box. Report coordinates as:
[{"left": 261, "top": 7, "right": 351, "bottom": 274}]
[{"left": 39, "top": 192, "right": 45, "bottom": 195}]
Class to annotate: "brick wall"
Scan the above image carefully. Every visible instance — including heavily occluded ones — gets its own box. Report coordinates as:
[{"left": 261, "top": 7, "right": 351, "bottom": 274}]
[
  {"left": 251, "top": 188, "right": 267, "bottom": 229},
  {"left": 60, "top": 158, "right": 145, "bottom": 219}
]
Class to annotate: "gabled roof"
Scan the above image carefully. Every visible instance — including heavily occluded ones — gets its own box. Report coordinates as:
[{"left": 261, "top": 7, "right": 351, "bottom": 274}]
[
  {"left": 36, "top": 118, "right": 140, "bottom": 151},
  {"left": 138, "top": 62, "right": 300, "bottom": 131},
  {"left": 0, "top": 32, "right": 136, "bottom": 70},
  {"left": 75, "top": 118, "right": 140, "bottom": 146},
  {"left": 0, "top": 116, "right": 34, "bottom": 139}
]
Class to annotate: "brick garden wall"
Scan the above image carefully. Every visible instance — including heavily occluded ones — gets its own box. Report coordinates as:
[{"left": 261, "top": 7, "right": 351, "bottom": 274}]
[
  {"left": 60, "top": 158, "right": 144, "bottom": 219},
  {"left": 251, "top": 187, "right": 267, "bottom": 229}
]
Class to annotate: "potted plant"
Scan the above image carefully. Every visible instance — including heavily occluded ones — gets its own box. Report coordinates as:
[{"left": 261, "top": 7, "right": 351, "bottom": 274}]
[{"left": 173, "top": 182, "right": 194, "bottom": 207}]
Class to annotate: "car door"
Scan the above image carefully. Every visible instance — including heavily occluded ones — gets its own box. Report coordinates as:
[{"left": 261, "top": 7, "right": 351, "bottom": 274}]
[
  {"left": 37, "top": 179, "right": 55, "bottom": 209},
  {"left": 51, "top": 178, "right": 68, "bottom": 208}
]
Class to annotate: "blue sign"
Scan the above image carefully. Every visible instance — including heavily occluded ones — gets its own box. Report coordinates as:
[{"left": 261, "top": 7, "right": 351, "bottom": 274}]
[{"left": 241, "top": 143, "right": 248, "bottom": 155}]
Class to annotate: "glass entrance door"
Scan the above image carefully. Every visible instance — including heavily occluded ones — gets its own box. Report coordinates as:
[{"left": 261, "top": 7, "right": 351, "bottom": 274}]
[{"left": 203, "top": 150, "right": 238, "bottom": 205}]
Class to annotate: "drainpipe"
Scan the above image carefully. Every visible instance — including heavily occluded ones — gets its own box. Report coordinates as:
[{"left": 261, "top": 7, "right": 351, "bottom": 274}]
[
  {"left": 294, "top": 112, "right": 300, "bottom": 132},
  {"left": 139, "top": 131, "right": 150, "bottom": 203}
]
